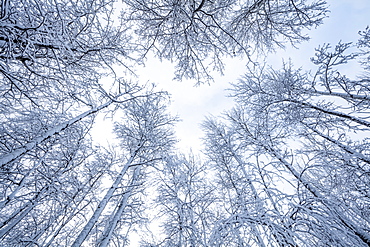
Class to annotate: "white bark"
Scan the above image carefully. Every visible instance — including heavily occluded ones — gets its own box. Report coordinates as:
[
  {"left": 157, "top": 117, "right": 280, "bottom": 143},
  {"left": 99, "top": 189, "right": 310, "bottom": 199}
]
[
  {"left": 227, "top": 114, "right": 370, "bottom": 245},
  {"left": 0, "top": 92, "right": 141, "bottom": 167},
  {"left": 0, "top": 101, "right": 112, "bottom": 167},
  {"left": 287, "top": 99, "right": 370, "bottom": 128},
  {"left": 0, "top": 156, "right": 44, "bottom": 210},
  {"left": 71, "top": 153, "right": 136, "bottom": 247},
  {"left": 308, "top": 89, "right": 370, "bottom": 102},
  {"left": 205, "top": 122, "right": 296, "bottom": 246},
  {"left": 98, "top": 166, "right": 142, "bottom": 247},
  {"left": 308, "top": 125, "right": 370, "bottom": 166},
  {"left": 263, "top": 142, "right": 370, "bottom": 246},
  {"left": 0, "top": 186, "right": 47, "bottom": 239}
]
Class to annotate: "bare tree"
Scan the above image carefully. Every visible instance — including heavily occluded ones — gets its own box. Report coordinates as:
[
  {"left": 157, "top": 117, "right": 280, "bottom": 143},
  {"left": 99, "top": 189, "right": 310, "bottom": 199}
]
[
  {"left": 148, "top": 153, "right": 216, "bottom": 247},
  {"left": 222, "top": 31, "right": 370, "bottom": 246},
  {"left": 72, "top": 92, "right": 177, "bottom": 247},
  {"left": 203, "top": 117, "right": 298, "bottom": 247},
  {"left": 122, "top": 0, "right": 327, "bottom": 83},
  {"left": 0, "top": 0, "right": 132, "bottom": 104},
  {"left": 0, "top": 118, "right": 105, "bottom": 246},
  {"left": 4, "top": 0, "right": 361, "bottom": 246}
]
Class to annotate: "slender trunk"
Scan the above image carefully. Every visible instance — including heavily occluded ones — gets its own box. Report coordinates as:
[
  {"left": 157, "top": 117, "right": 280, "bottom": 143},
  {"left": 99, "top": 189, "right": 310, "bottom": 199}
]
[
  {"left": 1, "top": 91, "right": 139, "bottom": 167},
  {"left": 98, "top": 166, "right": 142, "bottom": 247},
  {"left": 230, "top": 152, "right": 266, "bottom": 247},
  {"left": 229, "top": 115, "right": 370, "bottom": 246},
  {"left": 307, "top": 89, "right": 370, "bottom": 102},
  {"left": 71, "top": 153, "right": 136, "bottom": 247},
  {"left": 306, "top": 125, "right": 370, "bottom": 167},
  {"left": 0, "top": 156, "right": 44, "bottom": 210},
  {"left": 31, "top": 169, "right": 105, "bottom": 247},
  {"left": 257, "top": 160, "right": 298, "bottom": 246},
  {"left": 43, "top": 197, "right": 94, "bottom": 247},
  {"left": 0, "top": 185, "right": 47, "bottom": 239},
  {"left": 210, "top": 131, "right": 267, "bottom": 247},
  {"left": 231, "top": 149, "right": 296, "bottom": 247},
  {"left": 264, "top": 143, "right": 370, "bottom": 246},
  {"left": 286, "top": 99, "right": 370, "bottom": 128},
  {"left": 0, "top": 101, "right": 112, "bottom": 167}
]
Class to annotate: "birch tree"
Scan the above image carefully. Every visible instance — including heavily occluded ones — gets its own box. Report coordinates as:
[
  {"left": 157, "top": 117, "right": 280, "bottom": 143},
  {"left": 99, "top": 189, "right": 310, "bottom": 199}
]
[
  {"left": 72, "top": 92, "right": 177, "bottom": 247},
  {"left": 0, "top": 118, "right": 108, "bottom": 246},
  {"left": 220, "top": 30, "right": 370, "bottom": 246},
  {"left": 1, "top": 1, "right": 172, "bottom": 245},
  {"left": 0, "top": 0, "right": 134, "bottom": 157},
  {"left": 148, "top": 153, "right": 216, "bottom": 247},
  {"left": 0, "top": 0, "right": 354, "bottom": 246},
  {"left": 122, "top": 0, "right": 327, "bottom": 83},
  {"left": 0, "top": 0, "right": 132, "bottom": 104},
  {"left": 203, "top": 117, "right": 298, "bottom": 247}
]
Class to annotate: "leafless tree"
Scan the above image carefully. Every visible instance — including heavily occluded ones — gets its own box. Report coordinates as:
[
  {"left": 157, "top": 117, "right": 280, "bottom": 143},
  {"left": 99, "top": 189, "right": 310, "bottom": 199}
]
[
  {"left": 148, "top": 153, "right": 216, "bottom": 247},
  {"left": 72, "top": 92, "right": 177, "bottom": 247},
  {"left": 221, "top": 31, "right": 370, "bottom": 246},
  {"left": 122, "top": 0, "right": 327, "bottom": 83},
  {"left": 203, "top": 117, "right": 299, "bottom": 247}
]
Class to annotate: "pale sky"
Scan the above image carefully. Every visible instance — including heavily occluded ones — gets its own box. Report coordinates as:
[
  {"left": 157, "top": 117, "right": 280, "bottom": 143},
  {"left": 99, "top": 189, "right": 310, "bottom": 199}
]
[
  {"left": 124, "top": 1, "right": 370, "bottom": 245},
  {"left": 93, "top": 1, "right": 370, "bottom": 153},
  {"left": 134, "top": 0, "right": 370, "bottom": 153}
]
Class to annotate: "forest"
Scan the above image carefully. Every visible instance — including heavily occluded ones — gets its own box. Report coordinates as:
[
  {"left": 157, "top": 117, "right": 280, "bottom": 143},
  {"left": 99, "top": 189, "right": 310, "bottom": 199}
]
[{"left": 0, "top": 0, "right": 369, "bottom": 246}]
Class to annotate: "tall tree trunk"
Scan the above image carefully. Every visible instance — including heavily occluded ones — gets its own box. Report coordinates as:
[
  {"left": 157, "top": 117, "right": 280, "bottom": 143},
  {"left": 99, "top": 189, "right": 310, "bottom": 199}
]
[
  {"left": 71, "top": 153, "right": 137, "bottom": 247},
  {"left": 263, "top": 141, "right": 370, "bottom": 246},
  {"left": 0, "top": 185, "right": 48, "bottom": 239},
  {"left": 0, "top": 101, "right": 112, "bottom": 167},
  {"left": 98, "top": 166, "right": 142, "bottom": 247}
]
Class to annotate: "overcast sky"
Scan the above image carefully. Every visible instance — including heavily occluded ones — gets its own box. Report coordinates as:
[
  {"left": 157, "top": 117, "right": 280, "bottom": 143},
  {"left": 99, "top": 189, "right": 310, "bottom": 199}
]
[
  {"left": 133, "top": 0, "right": 370, "bottom": 153},
  {"left": 92, "top": 0, "right": 370, "bottom": 155},
  {"left": 121, "top": 1, "right": 370, "bottom": 245}
]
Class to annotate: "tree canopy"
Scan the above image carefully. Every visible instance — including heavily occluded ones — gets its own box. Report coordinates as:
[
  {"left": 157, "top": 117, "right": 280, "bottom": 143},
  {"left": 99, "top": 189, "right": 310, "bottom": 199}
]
[{"left": 1, "top": 0, "right": 370, "bottom": 246}]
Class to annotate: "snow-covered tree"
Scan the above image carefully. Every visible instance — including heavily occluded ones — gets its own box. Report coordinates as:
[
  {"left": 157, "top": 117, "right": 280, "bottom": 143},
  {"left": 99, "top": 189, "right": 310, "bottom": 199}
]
[
  {"left": 72, "top": 92, "right": 177, "bottom": 246},
  {"left": 8, "top": 1, "right": 370, "bottom": 246},
  {"left": 203, "top": 117, "right": 298, "bottom": 247},
  {"left": 122, "top": 0, "right": 327, "bottom": 83},
  {"left": 150, "top": 153, "right": 216, "bottom": 247},
  {"left": 210, "top": 30, "right": 370, "bottom": 246}
]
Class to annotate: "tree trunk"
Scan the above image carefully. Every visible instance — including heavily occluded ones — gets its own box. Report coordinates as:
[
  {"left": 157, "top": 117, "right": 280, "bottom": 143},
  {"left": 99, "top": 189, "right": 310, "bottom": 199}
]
[
  {"left": 71, "top": 153, "right": 137, "bottom": 247},
  {"left": 98, "top": 166, "right": 142, "bottom": 247}
]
